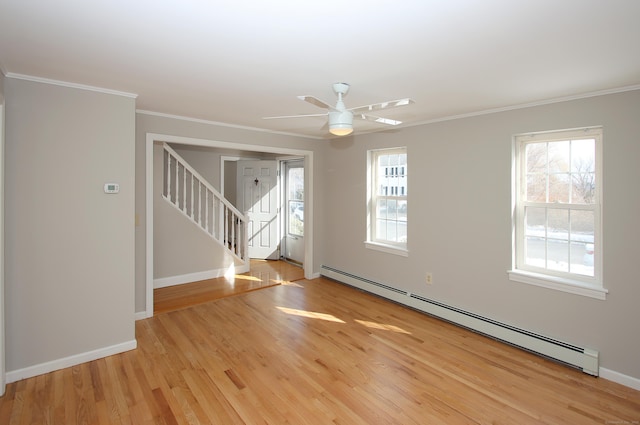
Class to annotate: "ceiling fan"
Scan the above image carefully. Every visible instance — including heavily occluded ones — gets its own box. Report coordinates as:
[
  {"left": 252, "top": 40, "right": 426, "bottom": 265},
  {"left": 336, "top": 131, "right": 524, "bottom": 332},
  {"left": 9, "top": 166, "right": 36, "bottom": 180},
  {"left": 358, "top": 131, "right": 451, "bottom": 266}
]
[{"left": 264, "top": 83, "right": 414, "bottom": 136}]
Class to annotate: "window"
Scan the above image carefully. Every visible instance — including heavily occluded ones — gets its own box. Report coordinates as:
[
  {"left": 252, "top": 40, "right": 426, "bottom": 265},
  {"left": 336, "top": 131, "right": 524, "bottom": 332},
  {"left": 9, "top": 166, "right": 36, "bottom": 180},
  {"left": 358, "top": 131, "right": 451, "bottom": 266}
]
[
  {"left": 366, "top": 147, "right": 408, "bottom": 256},
  {"left": 509, "top": 127, "right": 606, "bottom": 299},
  {"left": 287, "top": 165, "right": 304, "bottom": 237}
]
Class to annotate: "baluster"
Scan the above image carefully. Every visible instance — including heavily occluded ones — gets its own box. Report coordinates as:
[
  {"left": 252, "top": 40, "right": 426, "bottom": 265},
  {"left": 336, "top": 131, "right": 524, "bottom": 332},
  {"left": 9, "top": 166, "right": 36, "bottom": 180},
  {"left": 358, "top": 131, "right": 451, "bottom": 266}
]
[
  {"left": 218, "top": 201, "right": 224, "bottom": 242},
  {"left": 198, "top": 181, "right": 202, "bottom": 229},
  {"left": 182, "top": 165, "right": 187, "bottom": 213},
  {"left": 231, "top": 213, "right": 236, "bottom": 254},
  {"left": 190, "top": 174, "right": 195, "bottom": 219},
  {"left": 174, "top": 156, "right": 179, "bottom": 207},
  {"left": 165, "top": 149, "right": 171, "bottom": 199},
  {"left": 224, "top": 205, "right": 229, "bottom": 247},
  {"left": 205, "top": 190, "right": 210, "bottom": 235}
]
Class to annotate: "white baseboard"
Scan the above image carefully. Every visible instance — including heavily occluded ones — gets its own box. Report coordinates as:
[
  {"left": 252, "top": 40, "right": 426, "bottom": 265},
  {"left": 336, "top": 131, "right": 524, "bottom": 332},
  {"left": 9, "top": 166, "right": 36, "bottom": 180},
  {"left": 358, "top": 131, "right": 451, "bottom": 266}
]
[
  {"left": 600, "top": 367, "right": 640, "bottom": 391},
  {"left": 135, "top": 310, "right": 150, "bottom": 321},
  {"left": 320, "top": 265, "right": 640, "bottom": 391},
  {"left": 6, "top": 339, "right": 137, "bottom": 383},
  {"left": 154, "top": 264, "right": 250, "bottom": 289}
]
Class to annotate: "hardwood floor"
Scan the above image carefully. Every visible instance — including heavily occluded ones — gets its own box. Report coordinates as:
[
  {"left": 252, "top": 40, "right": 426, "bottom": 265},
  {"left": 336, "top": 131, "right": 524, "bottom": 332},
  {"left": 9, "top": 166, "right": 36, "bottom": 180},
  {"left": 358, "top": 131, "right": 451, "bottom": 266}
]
[
  {"left": 1, "top": 275, "right": 639, "bottom": 424},
  {"left": 154, "top": 260, "right": 305, "bottom": 314}
]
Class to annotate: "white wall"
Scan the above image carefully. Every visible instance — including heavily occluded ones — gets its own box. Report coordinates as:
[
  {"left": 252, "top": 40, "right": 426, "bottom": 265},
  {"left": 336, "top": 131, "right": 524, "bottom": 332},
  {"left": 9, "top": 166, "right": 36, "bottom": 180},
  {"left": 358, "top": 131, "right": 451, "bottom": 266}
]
[
  {"left": 4, "top": 78, "right": 136, "bottom": 375},
  {"left": 321, "top": 89, "right": 640, "bottom": 381}
]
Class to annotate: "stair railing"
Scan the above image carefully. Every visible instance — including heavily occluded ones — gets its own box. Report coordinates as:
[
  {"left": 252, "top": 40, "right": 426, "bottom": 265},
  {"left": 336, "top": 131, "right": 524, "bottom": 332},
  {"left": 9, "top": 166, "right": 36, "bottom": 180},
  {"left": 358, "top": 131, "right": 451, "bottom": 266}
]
[{"left": 161, "top": 143, "right": 248, "bottom": 263}]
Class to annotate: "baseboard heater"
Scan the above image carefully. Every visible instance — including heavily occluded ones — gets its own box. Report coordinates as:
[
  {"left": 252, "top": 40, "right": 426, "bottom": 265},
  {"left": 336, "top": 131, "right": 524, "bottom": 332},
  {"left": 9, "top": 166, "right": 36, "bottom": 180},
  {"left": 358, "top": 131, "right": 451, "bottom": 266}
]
[{"left": 320, "top": 265, "right": 599, "bottom": 376}]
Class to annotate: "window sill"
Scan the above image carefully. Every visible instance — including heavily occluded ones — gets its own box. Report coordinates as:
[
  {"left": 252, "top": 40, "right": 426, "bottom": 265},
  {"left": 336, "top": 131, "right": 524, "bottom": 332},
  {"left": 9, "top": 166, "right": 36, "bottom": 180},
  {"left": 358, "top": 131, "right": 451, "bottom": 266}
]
[
  {"left": 364, "top": 241, "right": 408, "bottom": 257},
  {"left": 508, "top": 269, "right": 607, "bottom": 300}
]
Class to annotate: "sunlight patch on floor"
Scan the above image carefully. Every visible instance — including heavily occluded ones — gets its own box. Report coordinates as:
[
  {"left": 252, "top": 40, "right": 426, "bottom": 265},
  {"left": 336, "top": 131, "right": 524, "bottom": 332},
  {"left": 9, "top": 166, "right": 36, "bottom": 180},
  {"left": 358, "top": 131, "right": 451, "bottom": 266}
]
[
  {"left": 232, "top": 275, "right": 263, "bottom": 282},
  {"left": 355, "top": 319, "right": 411, "bottom": 334},
  {"left": 276, "top": 306, "right": 345, "bottom": 323}
]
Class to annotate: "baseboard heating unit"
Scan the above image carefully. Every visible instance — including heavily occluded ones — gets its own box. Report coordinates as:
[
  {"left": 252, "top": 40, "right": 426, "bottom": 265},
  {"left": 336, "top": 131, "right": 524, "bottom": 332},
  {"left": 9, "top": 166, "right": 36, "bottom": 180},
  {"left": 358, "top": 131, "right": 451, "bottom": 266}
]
[{"left": 320, "top": 265, "right": 599, "bottom": 376}]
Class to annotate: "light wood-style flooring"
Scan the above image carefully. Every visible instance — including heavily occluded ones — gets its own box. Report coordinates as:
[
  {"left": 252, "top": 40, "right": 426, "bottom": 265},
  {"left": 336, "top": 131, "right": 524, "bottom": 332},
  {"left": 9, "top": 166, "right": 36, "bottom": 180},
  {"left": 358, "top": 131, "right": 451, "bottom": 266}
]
[
  {"left": 154, "top": 260, "right": 305, "bottom": 314},
  {"left": 1, "top": 273, "right": 639, "bottom": 424}
]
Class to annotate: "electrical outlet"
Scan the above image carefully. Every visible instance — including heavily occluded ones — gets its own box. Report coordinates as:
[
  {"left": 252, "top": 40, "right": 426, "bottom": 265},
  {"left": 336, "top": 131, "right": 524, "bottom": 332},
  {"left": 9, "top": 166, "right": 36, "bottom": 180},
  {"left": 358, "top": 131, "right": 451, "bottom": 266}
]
[{"left": 425, "top": 272, "right": 433, "bottom": 285}]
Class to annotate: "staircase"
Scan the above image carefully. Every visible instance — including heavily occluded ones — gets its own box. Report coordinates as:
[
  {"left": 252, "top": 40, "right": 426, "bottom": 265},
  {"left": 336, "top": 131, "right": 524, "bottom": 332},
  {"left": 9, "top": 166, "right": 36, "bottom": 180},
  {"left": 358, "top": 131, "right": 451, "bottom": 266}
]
[{"left": 161, "top": 143, "right": 248, "bottom": 266}]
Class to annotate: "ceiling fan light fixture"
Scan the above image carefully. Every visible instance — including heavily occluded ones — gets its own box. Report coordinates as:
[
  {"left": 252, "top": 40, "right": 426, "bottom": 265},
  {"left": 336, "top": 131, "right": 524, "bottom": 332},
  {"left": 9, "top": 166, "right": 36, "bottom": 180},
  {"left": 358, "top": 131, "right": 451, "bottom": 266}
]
[
  {"left": 329, "top": 110, "right": 354, "bottom": 136},
  {"left": 329, "top": 126, "right": 353, "bottom": 136}
]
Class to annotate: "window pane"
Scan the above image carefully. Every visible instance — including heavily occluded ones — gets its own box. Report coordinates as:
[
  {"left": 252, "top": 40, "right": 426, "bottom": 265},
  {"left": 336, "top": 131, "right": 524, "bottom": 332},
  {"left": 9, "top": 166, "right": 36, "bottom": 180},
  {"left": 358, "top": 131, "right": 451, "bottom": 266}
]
[
  {"left": 288, "top": 200, "right": 303, "bottom": 236},
  {"left": 548, "top": 209, "right": 569, "bottom": 241},
  {"left": 287, "top": 168, "right": 304, "bottom": 201},
  {"left": 571, "top": 139, "right": 595, "bottom": 173},
  {"left": 547, "top": 240, "right": 569, "bottom": 272},
  {"left": 397, "top": 200, "right": 407, "bottom": 221},
  {"left": 548, "top": 174, "right": 570, "bottom": 203},
  {"left": 525, "top": 236, "right": 545, "bottom": 268},
  {"left": 570, "top": 210, "right": 594, "bottom": 277},
  {"left": 525, "top": 207, "right": 545, "bottom": 237},
  {"left": 377, "top": 199, "right": 388, "bottom": 219},
  {"left": 526, "top": 174, "right": 547, "bottom": 202},
  {"left": 570, "top": 210, "right": 594, "bottom": 240},
  {"left": 526, "top": 143, "right": 547, "bottom": 173},
  {"left": 571, "top": 139, "right": 596, "bottom": 204},
  {"left": 548, "top": 141, "right": 570, "bottom": 173}
]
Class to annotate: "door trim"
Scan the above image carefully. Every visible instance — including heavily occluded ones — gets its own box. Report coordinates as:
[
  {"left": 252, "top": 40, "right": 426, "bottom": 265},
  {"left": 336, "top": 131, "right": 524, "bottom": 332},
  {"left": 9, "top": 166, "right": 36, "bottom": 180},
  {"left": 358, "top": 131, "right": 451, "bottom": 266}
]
[{"left": 144, "top": 133, "right": 315, "bottom": 318}]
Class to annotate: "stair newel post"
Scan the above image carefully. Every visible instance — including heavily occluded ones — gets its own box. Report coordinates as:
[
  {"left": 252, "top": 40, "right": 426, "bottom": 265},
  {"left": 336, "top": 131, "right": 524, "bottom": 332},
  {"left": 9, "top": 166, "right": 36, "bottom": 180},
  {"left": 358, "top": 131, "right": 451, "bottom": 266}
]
[{"left": 243, "top": 213, "right": 249, "bottom": 260}]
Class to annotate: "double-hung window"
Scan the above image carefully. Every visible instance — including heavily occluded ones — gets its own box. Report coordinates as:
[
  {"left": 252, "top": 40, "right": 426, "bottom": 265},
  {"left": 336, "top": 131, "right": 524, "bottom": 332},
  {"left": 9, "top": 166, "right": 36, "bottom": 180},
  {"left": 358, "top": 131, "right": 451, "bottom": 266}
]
[
  {"left": 366, "top": 147, "right": 408, "bottom": 256},
  {"left": 509, "top": 127, "right": 606, "bottom": 299}
]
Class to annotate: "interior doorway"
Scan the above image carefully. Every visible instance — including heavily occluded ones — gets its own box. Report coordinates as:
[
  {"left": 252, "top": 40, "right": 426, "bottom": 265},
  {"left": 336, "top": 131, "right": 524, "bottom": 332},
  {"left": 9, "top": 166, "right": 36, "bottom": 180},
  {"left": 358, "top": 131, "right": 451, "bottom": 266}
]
[{"left": 145, "top": 133, "right": 315, "bottom": 318}]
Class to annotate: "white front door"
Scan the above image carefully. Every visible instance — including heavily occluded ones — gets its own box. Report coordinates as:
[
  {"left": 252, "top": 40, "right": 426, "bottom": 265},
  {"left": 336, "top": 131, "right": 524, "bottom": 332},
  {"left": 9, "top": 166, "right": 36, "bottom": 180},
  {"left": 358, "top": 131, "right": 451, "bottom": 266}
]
[{"left": 238, "top": 160, "right": 279, "bottom": 260}]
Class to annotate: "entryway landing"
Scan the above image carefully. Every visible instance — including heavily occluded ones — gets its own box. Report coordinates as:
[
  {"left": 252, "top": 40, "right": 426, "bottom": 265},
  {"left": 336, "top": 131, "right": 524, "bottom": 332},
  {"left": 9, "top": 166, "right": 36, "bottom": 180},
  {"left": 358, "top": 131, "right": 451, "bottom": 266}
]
[{"left": 153, "top": 260, "right": 304, "bottom": 315}]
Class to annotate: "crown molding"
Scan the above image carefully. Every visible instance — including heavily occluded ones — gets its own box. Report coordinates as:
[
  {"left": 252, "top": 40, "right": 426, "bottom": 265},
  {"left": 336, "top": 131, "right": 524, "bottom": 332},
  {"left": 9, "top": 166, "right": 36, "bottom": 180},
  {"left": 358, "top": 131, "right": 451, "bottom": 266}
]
[
  {"left": 136, "top": 109, "right": 322, "bottom": 140},
  {"left": 407, "top": 84, "right": 640, "bottom": 128},
  {"left": 5, "top": 73, "right": 137, "bottom": 98}
]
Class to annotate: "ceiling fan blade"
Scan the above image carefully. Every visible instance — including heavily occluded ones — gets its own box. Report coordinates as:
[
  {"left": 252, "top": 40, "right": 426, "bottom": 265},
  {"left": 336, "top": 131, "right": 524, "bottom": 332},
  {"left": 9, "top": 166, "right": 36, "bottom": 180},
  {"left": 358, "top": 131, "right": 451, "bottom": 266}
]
[
  {"left": 297, "top": 95, "right": 337, "bottom": 111},
  {"left": 355, "top": 114, "right": 403, "bottom": 126},
  {"left": 263, "top": 112, "right": 328, "bottom": 120},
  {"left": 349, "top": 98, "right": 414, "bottom": 114}
]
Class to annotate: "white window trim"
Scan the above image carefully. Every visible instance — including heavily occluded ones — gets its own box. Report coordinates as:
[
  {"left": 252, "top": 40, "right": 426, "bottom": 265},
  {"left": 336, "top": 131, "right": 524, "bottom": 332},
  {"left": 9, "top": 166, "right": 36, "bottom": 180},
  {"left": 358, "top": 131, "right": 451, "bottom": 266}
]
[
  {"left": 510, "top": 127, "right": 606, "bottom": 299},
  {"left": 508, "top": 269, "right": 607, "bottom": 300},
  {"left": 366, "top": 147, "right": 408, "bottom": 255},
  {"left": 365, "top": 241, "right": 409, "bottom": 257}
]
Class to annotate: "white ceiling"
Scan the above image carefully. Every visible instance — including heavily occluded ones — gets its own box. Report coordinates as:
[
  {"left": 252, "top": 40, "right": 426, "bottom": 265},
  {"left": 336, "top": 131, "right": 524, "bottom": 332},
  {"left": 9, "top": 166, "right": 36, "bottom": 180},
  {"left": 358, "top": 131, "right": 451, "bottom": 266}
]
[{"left": 1, "top": 0, "right": 639, "bottom": 139}]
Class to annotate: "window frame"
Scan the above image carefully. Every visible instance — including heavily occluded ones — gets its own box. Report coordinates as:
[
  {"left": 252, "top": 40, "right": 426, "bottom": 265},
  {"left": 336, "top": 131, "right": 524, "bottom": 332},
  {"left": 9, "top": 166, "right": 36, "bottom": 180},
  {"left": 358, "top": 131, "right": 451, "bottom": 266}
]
[
  {"left": 509, "top": 127, "right": 607, "bottom": 299},
  {"left": 365, "top": 147, "right": 408, "bottom": 256}
]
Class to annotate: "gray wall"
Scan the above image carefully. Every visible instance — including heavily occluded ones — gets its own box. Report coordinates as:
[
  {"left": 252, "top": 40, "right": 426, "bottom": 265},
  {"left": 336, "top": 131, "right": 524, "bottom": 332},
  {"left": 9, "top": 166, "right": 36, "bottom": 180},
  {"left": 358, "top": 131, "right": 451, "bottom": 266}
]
[
  {"left": 322, "top": 89, "right": 640, "bottom": 379},
  {"left": 4, "top": 78, "right": 136, "bottom": 371}
]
